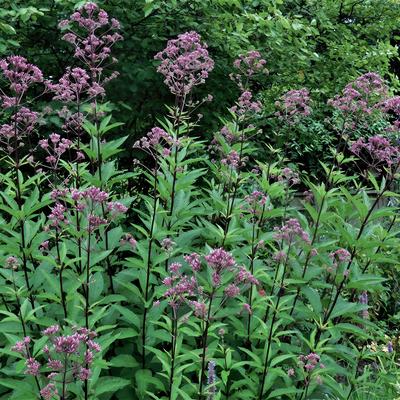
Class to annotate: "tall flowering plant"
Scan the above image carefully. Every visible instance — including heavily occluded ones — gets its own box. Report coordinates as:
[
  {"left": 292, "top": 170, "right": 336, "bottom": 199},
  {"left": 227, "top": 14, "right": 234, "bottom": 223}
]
[{"left": 155, "top": 248, "right": 259, "bottom": 398}]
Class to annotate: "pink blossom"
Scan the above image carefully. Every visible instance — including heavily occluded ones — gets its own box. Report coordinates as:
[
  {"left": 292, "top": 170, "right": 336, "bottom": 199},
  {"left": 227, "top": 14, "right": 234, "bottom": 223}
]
[
  {"left": 224, "top": 283, "right": 240, "bottom": 298},
  {"left": 205, "top": 248, "right": 236, "bottom": 271},
  {"left": 40, "top": 383, "right": 58, "bottom": 400},
  {"left": 25, "top": 357, "right": 40, "bottom": 376},
  {"left": 0, "top": 56, "right": 43, "bottom": 94},
  {"left": 47, "top": 359, "right": 63, "bottom": 370},
  {"left": 184, "top": 253, "right": 202, "bottom": 272},
  {"left": 242, "top": 303, "right": 252, "bottom": 315},
  {"left": 190, "top": 301, "right": 207, "bottom": 318},
  {"left": 273, "top": 218, "right": 310, "bottom": 245},
  {"left": 276, "top": 88, "right": 312, "bottom": 124},
  {"left": 154, "top": 31, "right": 214, "bottom": 97},
  {"left": 230, "top": 50, "right": 267, "bottom": 90},
  {"left": 43, "top": 325, "right": 60, "bottom": 336},
  {"left": 350, "top": 135, "right": 399, "bottom": 172}
]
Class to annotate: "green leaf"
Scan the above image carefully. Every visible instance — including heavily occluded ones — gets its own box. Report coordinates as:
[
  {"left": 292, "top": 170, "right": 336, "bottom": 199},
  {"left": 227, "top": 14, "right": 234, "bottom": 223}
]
[{"left": 94, "top": 377, "right": 131, "bottom": 395}]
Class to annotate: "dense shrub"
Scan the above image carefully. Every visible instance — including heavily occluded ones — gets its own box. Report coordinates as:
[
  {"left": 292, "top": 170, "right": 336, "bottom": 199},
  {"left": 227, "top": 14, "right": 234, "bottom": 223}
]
[{"left": 0, "top": 2, "right": 399, "bottom": 400}]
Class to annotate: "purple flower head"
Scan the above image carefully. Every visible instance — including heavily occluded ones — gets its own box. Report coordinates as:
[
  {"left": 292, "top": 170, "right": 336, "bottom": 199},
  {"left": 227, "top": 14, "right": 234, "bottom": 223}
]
[
  {"left": 43, "top": 325, "right": 60, "bottom": 336},
  {"left": 88, "top": 214, "right": 108, "bottom": 231},
  {"left": 46, "top": 67, "right": 90, "bottom": 102},
  {"left": 53, "top": 334, "right": 81, "bottom": 354},
  {"left": 205, "top": 248, "right": 236, "bottom": 273},
  {"left": 299, "top": 352, "right": 322, "bottom": 372},
  {"left": 273, "top": 218, "right": 310, "bottom": 245},
  {"left": 163, "top": 266, "right": 200, "bottom": 310},
  {"left": 243, "top": 190, "right": 268, "bottom": 215},
  {"left": 40, "top": 383, "right": 58, "bottom": 400},
  {"left": 134, "top": 126, "right": 174, "bottom": 154},
  {"left": 120, "top": 233, "right": 137, "bottom": 249},
  {"left": 230, "top": 90, "right": 262, "bottom": 116},
  {"left": 278, "top": 167, "right": 300, "bottom": 186},
  {"left": 184, "top": 253, "right": 202, "bottom": 272},
  {"left": 15, "top": 327, "right": 99, "bottom": 394},
  {"left": 59, "top": 3, "right": 122, "bottom": 71},
  {"left": 48, "top": 359, "right": 63, "bottom": 370},
  {"left": 107, "top": 201, "right": 128, "bottom": 217},
  {"left": 221, "top": 150, "right": 241, "bottom": 169},
  {"left": 388, "top": 341, "right": 394, "bottom": 353},
  {"left": 0, "top": 107, "right": 39, "bottom": 153},
  {"left": 5, "top": 256, "right": 19, "bottom": 270},
  {"left": 273, "top": 250, "right": 286, "bottom": 263},
  {"left": 0, "top": 56, "right": 43, "bottom": 94},
  {"left": 169, "top": 262, "right": 182, "bottom": 274},
  {"left": 242, "top": 303, "right": 252, "bottom": 315},
  {"left": 48, "top": 203, "right": 68, "bottom": 228},
  {"left": 190, "top": 300, "right": 207, "bottom": 318},
  {"left": 161, "top": 237, "right": 176, "bottom": 252},
  {"left": 328, "top": 72, "right": 387, "bottom": 117},
  {"left": 78, "top": 367, "right": 91, "bottom": 381},
  {"left": 231, "top": 50, "right": 267, "bottom": 90},
  {"left": 12, "top": 336, "right": 30, "bottom": 355},
  {"left": 207, "top": 360, "right": 217, "bottom": 399},
  {"left": 350, "top": 135, "right": 399, "bottom": 172},
  {"left": 329, "top": 248, "right": 351, "bottom": 271},
  {"left": 40, "top": 133, "right": 73, "bottom": 169},
  {"left": 224, "top": 283, "right": 241, "bottom": 298},
  {"left": 25, "top": 357, "right": 41, "bottom": 376},
  {"left": 154, "top": 31, "right": 214, "bottom": 97},
  {"left": 235, "top": 266, "right": 259, "bottom": 286},
  {"left": 275, "top": 88, "right": 312, "bottom": 124},
  {"left": 82, "top": 186, "right": 109, "bottom": 203}
]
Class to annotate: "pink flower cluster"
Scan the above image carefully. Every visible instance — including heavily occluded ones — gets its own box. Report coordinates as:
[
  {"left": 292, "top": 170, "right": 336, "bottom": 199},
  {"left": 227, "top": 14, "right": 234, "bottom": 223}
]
[
  {"left": 5, "top": 255, "right": 19, "bottom": 270},
  {"left": 204, "top": 248, "right": 234, "bottom": 269},
  {"left": 328, "top": 248, "right": 351, "bottom": 274},
  {"left": 120, "top": 233, "right": 137, "bottom": 249},
  {"left": 243, "top": 190, "right": 268, "bottom": 216},
  {"left": 134, "top": 127, "right": 175, "bottom": 158},
  {"left": 58, "top": 2, "right": 122, "bottom": 73},
  {"left": 154, "top": 31, "right": 214, "bottom": 97},
  {"left": 276, "top": 167, "right": 300, "bottom": 186},
  {"left": 350, "top": 135, "right": 399, "bottom": 172},
  {"left": 46, "top": 3, "right": 122, "bottom": 141},
  {"left": 329, "top": 248, "right": 351, "bottom": 264},
  {"left": 376, "top": 96, "right": 400, "bottom": 132},
  {"left": 184, "top": 253, "right": 201, "bottom": 272},
  {"left": 298, "top": 352, "right": 324, "bottom": 372},
  {"left": 205, "top": 248, "right": 258, "bottom": 288},
  {"left": 162, "top": 263, "right": 200, "bottom": 310},
  {"left": 221, "top": 150, "right": 241, "bottom": 169},
  {"left": 230, "top": 50, "right": 267, "bottom": 90},
  {"left": 328, "top": 72, "right": 387, "bottom": 116},
  {"left": 230, "top": 90, "right": 262, "bottom": 116},
  {"left": 161, "top": 248, "right": 258, "bottom": 318},
  {"left": 0, "top": 107, "right": 39, "bottom": 153},
  {"left": 220, "top": 125, "right": 236, "bottom": 144},
  {"left": 12, "top": 326, "right": 100, "bottom": 397},
  {"left": 39, "top": 133, "right": 73, "bottom": 168},
  {"left": 47, "top": 187, "right": 127, "bottom": 231},
  {"left": 46, "top": 67, "right": 103, "bottom": 102},
  {"left": 275, "top": 88, "right": 311, "bottom": 124},
  {"left": 273, "top": 218, "right": 311, "bottom": 245},
  {"left": 0, "top": 55, "right": 43, "bottom": 96}
]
